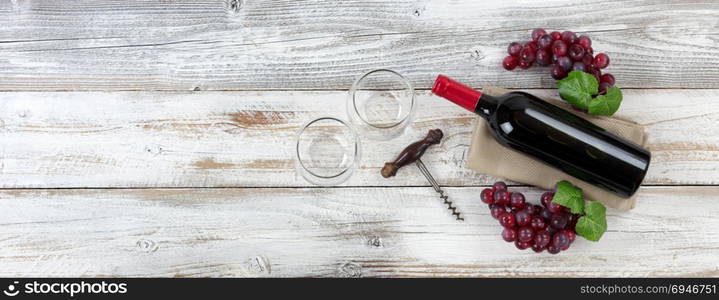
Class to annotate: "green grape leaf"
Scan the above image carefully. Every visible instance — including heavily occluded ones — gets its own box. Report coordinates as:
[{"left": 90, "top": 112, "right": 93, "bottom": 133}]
[
  {"left": 556, "top": 71, "right": 599, "bottom": 109},
  {"left": 551, "top": 180, "right": 584, "bottom": 214},
  {"left": 588, "top": 86, "right": 623, "bottom": 116},
  {"left": 575, "top": 201, "right": 608, "bottom": 242}
]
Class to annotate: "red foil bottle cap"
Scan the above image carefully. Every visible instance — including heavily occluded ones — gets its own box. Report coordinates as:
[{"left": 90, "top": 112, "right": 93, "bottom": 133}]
[{"left": 432, "top": 75, "right": 482, "bottom": 112}]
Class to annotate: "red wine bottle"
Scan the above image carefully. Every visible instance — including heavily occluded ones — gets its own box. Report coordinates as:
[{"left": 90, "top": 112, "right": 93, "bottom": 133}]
[{"left": 433, "top": 75, "right": 650, "bottom": 198}]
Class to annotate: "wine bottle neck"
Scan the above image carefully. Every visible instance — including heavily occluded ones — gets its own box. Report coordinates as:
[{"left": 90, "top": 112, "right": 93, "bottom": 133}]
[{"left": 475, "top": 93, "right": 499, "bottom": 119}]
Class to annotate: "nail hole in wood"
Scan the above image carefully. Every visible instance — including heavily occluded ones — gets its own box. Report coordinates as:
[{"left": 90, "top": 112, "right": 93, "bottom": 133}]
[{"left": 144, "top": 145, "right": 163, "bottom": 156}]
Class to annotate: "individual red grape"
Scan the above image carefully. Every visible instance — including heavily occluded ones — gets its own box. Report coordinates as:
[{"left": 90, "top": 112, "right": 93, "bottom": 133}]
[
  {"left": 508, "top": 42, "right": 523, "bottom": 57},
  {"left": 550, "top": 31, "right": 562, "bottom": 41},
  {"left": 535, "top": 49, "right": 551, "bottom": 66},
  {"left": 577, "top": 35, "right": 592, "bottom": 50},
  {"left": 547, "top": 226, "right": 558, "bottom": 237},
  {"left": 510, "top": 192, "right": 526, "bottom": 209},
  {"left": 502, "top": 56, "right": 518, "bottom": 71},
  {"left": 537, "top": 34, "right": 553, "bottom": 50},
  {"left": 519, "top": 204, "right": 533, "bottom": 214},
  {"left": 550, "top": 65, "right": 567, "bottom": 80},
  {"left": 550, "top": 213, "right": 568, "bottom": 229},
  {"left": 552, "top": 40, "right": 568, "bottom": 56},
  {"left": 499, "top": 212, "right": 516, "bottom": 228},
  {"left": 490, "top": 204, "right": 507, "bottom": 219},
  {"left": 561, "top": 229, "right": 576, "bottom": 243},
  {"left": 600, "top": 73, "right": 615, "bottom": 86},
  {"left": 599, "top": 82, "right": 612, "bottom": 94},
  {"left": 515, "top": 240, "right": 531, "bottom": 250},
  {"left": 515, "top": 210, "right": 531, "bottom": 227},
  {"left": 556, "top": 56, "right": 572, "bottom": 71},
  {"left": 524, "top": 41, "right": 538, "bottom": 52},
  {"left": 547, "top": 201, "right": 563, "bottom": 213},
  {"left": 540, "top": 207, "right": 553, "bottom": 220},
  {"left": 531, "top": 243, "right": 546, "bottom": 253},
  {"left": 520, "top": 47, "right": 536, "bottom": 63},
  {"left": 492, "top": 181, "right": 507, "bottom": 192},
  {"left": 540, "top": 192, "right": 554, "bottom": 207},
  {"left": 572, "top": 61, "right": 587, "bottom": 72},
  {"left": 566, "top": 214, "right": 577, "bottom": 228},
  {"left": 534, "top": 230, "right": 551, "bottom": 247},
  {"left": 522, "top": 205, "right": 539, "bottom": 216},
  {"left": 568, "top": 44, "right": 585, "bottom": 61},
  {"left": 530, "top": 215, "right": 546, "bottom": 230},
  {"left": 586, "top": 65, "right": 596, "bottom": 77},
  {"left": 552, "top": 231, "right": 570, "bottom": 248},
  {"left": 582, "top": 54, "right": 593, "bottom": 66},
  {"left": 561, "top": 31, "right": 577, "bottom": 44},
  {"left": 532, "top": 28, "right": 547, "bottom": 42},
  {"left": 532, "top": 204, "right": 543, "bottom": 215},
  {"left": 481, "top": 188, "right": 495, "bottom": 204},
  {"left": 549, "top": 65, "right": 567, "bottom": 80},
  {"left": 518, "top": 60, "right": 533, "bottom": 69},
  {"left": 594, "top": 53, "right": 610, "bottom": 69},
  {"left": 547, "top": 244, "right": 560, "bottom": 254},
  {"left": 502, "top": 227, "right": 517, "bottom": 242},
  {"left": 517, "top": 226, "right": 535, "bottom": 243},
  {"left": 494, "top": 190, "right": 510, "bottom": 205}
]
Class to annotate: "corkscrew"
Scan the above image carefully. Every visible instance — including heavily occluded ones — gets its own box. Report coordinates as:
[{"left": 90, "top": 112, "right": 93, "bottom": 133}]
[{"left": 381, "top": 129, "right": 464, "bottom": 221}]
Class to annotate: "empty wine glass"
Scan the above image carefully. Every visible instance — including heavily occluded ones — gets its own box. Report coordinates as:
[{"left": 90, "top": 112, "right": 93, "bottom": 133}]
[
  {"left": 295, "top": 117, "right": 361, "bottom": 186},
  {"left": 347, "top": 69, "right": 416, "bottom": 140}
]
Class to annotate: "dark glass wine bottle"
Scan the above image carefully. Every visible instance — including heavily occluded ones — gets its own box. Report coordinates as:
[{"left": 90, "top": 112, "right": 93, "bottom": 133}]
[{"left": 432, "top": 75, "right": 650, "bottom": 198}]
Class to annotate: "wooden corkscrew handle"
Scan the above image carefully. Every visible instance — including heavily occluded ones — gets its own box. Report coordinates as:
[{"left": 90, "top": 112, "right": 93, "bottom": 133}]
[{"left": 381, "top": 129, "right": 443, "bottom": 178}]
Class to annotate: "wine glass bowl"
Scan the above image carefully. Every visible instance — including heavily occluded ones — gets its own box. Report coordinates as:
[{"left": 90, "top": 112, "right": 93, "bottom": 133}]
[
  {"left": 295, "top": 117, "right": 361, "bottom": 186},
  {"left": 348, "top": 69, "right": 416, "bottom": 140}
]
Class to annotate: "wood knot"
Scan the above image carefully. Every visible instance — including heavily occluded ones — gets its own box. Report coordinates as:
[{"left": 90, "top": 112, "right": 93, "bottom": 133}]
[
  {"left": 471, "top": 49, "right": 485, "bottom": 61},
  {"left": 451, "top": 144, "right": 469, "bottom": 167},
  {"left": 338, "top": 262, "right": 362, "bottom": 278},
  {"left": 367, "top": 236, "right": 383, "bottom": 248},
  {"left": 229, "top": 0, "right": 244, "bottom": 13},
  {"left": 136, "top": 239, "right": 159, "bottom": 253},
  {"left": 246, "top": 255, "right": 271, "bottom": 275}
]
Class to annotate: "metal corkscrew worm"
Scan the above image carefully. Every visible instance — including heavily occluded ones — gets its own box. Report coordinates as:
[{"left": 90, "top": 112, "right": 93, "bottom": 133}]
[
  {"left": 381, "top": 129, "right": 464, "bottom": 221},
  {"left": 415, "top": 159, "right": 464, "bottom": 221}
]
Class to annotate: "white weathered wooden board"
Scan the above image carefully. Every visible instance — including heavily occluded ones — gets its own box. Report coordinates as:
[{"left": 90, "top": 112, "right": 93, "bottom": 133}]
[
  {"left": 2, "top": 0, "right": 718, "bottom": 279},
  {"left": 1, "top": 89, "right": 718, "bottom": 188},
  {"left": 0, "top": 186, "right": 716, "bottom": 277},
  {"left": 1, "top": 0, "right": 719, "bottom": 90}
]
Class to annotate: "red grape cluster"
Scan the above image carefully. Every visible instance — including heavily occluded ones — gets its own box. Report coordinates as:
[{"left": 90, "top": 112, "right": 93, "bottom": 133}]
[
  {"left": 502, "top": 29, "right": 615, "bottom": 94},
  {"left": 481, "top": 181, "right": 580, "bottom": 254}
]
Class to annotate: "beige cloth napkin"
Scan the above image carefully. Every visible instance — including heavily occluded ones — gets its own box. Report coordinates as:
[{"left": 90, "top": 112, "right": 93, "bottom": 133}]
[{"left": 467, "top": 87, "right": 648, "bottom": 211}]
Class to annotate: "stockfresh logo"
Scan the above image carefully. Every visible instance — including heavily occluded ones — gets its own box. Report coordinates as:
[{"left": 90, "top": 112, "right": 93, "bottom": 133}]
[
  {"left": 2, "top": 280, "right": 127, "bottom": 297},
  {"left": 3, "top": 281, "right": 19, "bottom": 297}
]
